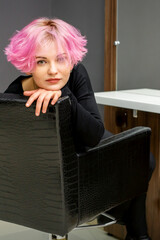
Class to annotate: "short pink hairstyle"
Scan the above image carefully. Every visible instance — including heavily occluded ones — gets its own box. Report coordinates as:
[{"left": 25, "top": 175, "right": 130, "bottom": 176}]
[{"left": 5, "top": 18, "right": 88, "bottom": 72}]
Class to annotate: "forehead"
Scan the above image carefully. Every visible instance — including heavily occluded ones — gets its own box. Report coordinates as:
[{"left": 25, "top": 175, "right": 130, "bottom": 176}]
[{"left": 35, "top": 40, "right": 65, "bottom": 57}]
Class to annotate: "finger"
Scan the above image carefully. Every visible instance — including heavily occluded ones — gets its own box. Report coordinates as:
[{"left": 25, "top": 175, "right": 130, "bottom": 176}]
[
  {"left": 35, "top": 92, "right": 47, "bottom": 116},
  {"left": 51, "top": 91, "right": 61, "bottom": 105},
  {"left": 51, "top": 93, "right": 60, "bottom": 106},
  {"left": 25, "top": 90, "right": 42, "bottom": 107},
  {"left": 42, "top": 93, "right": 53, "bottom": 113},
  {"left": 23, "top": 90, "right": 37, "bottom": 96}
]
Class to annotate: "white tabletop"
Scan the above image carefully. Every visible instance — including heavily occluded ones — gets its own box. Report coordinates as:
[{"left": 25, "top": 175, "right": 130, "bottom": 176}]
[{"left": 95, "top": 88, "right": 160, "bottom": 114}]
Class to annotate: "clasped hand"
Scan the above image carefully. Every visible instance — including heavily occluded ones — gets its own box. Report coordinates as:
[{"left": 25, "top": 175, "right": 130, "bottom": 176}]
[{"left": 23, "top": 89, "right": 62, "bottom": 116}]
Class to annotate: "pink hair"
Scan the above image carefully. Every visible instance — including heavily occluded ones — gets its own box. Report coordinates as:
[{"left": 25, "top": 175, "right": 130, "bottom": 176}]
[{"left": 5, "top": 18, "right": 88, "bottom": 72}]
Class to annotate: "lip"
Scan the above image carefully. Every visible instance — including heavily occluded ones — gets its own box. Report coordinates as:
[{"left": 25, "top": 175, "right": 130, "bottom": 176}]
[{"left": 46, "top": 78, "right": 61, "bottom": 83}]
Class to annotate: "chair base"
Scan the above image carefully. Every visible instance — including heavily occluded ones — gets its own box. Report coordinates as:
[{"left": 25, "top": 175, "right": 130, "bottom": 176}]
[
  {"left": 52, "top": 234, "right": 68, "bottom": 240},
  {"left": 77, "top": 213, "right": 117, "bottom": 229}
]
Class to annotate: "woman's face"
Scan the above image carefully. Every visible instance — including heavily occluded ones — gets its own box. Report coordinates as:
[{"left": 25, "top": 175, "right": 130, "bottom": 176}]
[{"left": 30, "top": 41, "right": 73, "bottom": 91}]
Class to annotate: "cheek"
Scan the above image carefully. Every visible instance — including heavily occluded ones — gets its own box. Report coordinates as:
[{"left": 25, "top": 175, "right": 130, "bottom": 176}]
[
  {"left": 63, "top": 69, "right": 71, "bottom": 81},
  {"left": 32, "top": 73, "right": 44, "bottom": 87},
  {"left": 32, "top": 69, "right": 44, "bottom": 80},
  {"left": 64, "top": 73, "right": 70, "bottom": 83}
]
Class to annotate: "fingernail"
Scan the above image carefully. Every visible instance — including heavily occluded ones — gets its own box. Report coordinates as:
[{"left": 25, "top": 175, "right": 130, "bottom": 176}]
[
  {"left": 35, "top": 113, "right": 39, "bottom": 116},
  {"left": 26, "top": 103, "right": 29, "bottom": 107}
]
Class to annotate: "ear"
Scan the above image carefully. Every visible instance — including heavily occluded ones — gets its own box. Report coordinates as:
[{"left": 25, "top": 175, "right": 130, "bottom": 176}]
[{"left": 25, "top": 72, "right": 32, "bottom": 76}]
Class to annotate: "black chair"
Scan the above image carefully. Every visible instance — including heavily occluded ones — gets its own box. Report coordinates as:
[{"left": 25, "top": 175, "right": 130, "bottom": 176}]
[{"left": 0, "top": 93, "right": 150, "bottom": 239}]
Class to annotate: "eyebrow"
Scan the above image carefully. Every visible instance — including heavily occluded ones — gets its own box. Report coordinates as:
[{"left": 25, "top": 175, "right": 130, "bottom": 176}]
[
  {"left": 36, "top": 56, "right": 47, "bottom": 59},
  {"left": 57, "top": 53, "right": 67, "bottom": 56},
  {"left": 36, "top": 53, "right": 67, "bottom": 59}
]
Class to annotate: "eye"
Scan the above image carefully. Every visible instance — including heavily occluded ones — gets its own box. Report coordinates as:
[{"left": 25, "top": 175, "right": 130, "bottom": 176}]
[
  {"left": 57, "top": 56, "right": 67, "bottom": 63},
  {"left": 57, "top": 57, "right": 64, "bottom": 62},
  {"left": 37, "top": 60, "right": 47, "bottom": 65}
]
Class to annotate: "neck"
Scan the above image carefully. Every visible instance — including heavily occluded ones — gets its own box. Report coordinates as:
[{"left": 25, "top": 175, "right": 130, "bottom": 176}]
[{"left": 22, "top": 76, "right": 39, "bottom": 91}]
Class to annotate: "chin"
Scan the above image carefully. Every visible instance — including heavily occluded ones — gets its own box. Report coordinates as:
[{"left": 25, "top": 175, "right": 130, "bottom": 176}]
[{"left": 46, "top": 87, "right": 60, "bottom": 91}]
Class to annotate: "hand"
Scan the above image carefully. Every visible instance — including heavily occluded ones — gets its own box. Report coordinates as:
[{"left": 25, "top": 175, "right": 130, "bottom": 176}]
[{"left": 23, "top": 89, "right": 62, "bottom": 116}]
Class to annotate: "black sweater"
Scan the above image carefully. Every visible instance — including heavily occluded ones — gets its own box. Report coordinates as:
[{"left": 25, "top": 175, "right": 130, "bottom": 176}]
[{"left": 5, "top": 64, "right": 105, "bottom": 152}]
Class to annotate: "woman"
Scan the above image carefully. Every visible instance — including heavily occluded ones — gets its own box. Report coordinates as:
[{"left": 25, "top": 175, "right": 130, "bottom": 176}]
[{"left": 4, "top": 18, "right": 153, "bottom": 240}]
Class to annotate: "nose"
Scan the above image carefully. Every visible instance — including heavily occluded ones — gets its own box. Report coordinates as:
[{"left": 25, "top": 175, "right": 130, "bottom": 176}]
[{"left": 48, "top": 62, "right": 58, "bottom": 75}]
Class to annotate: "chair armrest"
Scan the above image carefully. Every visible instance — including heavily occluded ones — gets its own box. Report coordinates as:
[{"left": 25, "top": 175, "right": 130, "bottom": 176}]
[
  {"left": 77, "top": 126, "right": 151, "bottom": 224},
  {"left": 80, "top": 126, "right": 151, "bottom": 154}
]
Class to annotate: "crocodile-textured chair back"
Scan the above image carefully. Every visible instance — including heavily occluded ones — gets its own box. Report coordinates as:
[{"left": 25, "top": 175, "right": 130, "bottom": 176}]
[{"left": 0, "top": 93, "right": 150, "bottom": 236}]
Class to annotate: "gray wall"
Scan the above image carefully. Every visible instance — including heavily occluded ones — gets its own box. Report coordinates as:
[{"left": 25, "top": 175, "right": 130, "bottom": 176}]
[
  {"left": 51, "top": 0, "right": 105, "bottom": 93},
  {"left": 0, "top": 0, "right": 52, "bottom": 92},
  {"left": 0, "top": 0, "right": 105, "bottom": 95},
  {"left": 117, "top": 0, "right": 160, "bottom": 90}
]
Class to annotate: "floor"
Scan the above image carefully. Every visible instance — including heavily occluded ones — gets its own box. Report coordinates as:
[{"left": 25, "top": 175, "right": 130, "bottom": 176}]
[
  {"left": 0, "top": 220, "right": 119, "bottom": 240},
  {"left": 68, "top": 227, "right": 119, "bottom": 240},
  {"left": 0, "top": 221, "right": 49, "bottom": 240}
]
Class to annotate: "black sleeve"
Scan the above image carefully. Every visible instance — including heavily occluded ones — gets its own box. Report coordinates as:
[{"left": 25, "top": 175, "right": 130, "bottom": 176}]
[
  {"left": 61, "top": 64, "right": 105, "bottom": 148},
  {"left": 4, "top": 76, "right": 24, "bottom": 94}
]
